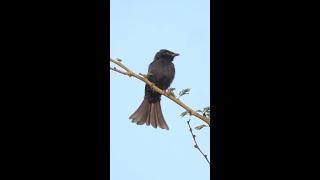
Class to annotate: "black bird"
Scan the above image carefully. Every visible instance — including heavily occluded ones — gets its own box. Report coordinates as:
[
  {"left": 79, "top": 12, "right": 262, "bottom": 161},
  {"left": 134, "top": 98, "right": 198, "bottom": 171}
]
[{"left": 129, "top": 49, "right": 179, "bottom": 130}]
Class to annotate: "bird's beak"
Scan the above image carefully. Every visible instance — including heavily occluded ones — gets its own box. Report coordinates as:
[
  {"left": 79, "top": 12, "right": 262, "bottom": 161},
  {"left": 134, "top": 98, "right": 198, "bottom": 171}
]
[{"left": 172, "top": 53, "right": 180, "bottom": 56}]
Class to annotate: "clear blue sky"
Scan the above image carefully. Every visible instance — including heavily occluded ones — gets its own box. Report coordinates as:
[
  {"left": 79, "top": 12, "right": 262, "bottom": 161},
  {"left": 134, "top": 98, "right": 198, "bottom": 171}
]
[{"left": 110, "top": 0, "right": 210, "bottom": 179}]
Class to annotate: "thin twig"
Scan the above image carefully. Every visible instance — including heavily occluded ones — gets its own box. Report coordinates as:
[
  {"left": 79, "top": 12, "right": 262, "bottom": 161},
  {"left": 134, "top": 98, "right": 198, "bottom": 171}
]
[
  {"left": 110, "top": 58, "right": 133, "bottom": 76},
  {"left": 187, "top": 119, "right": 210, "bottom": 165},
  {"left": 110, "top": 67, "right": 131, "bottom": 76},
  {"left": 110, "top": 57, "right": 210, "bottom": 126}
]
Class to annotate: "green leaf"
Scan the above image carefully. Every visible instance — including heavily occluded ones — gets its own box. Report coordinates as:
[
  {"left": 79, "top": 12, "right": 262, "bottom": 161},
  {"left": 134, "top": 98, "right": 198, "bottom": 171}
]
[
  {"left": 179, "top": 88, "right": 190, "bottom": 97},
  {"left": 203, "top": 106, "right": 210, "bottom": 113},
  {"left": 195, "top": 124, "right": 207, "bottom": 130},
  {"left": 180, "top": 111, "right": 188, "bottom": 117},
  {"left": 167, "top": 88, "right": 176, "bottom": 97},
  {"left": 201, "top": 106, "right": 210, "bottom": 118},
  {"left": 146, "top": 72, "right": 154, "bottom": 78}
]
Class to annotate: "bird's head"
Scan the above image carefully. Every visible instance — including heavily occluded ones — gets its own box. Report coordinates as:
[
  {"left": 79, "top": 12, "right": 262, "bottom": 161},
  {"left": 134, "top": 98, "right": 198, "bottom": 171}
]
[{"left": 154, "top": 49, "right": 179, "bottom": 61}]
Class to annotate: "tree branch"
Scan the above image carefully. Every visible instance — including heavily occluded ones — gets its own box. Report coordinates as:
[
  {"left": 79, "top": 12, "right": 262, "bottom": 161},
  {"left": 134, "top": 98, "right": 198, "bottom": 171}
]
[
  {"left": 110, "top": 58, "right": 210, "bottom": 126},
  {"left": 187, "top": 120, "right": 210, "bottom": 165}
]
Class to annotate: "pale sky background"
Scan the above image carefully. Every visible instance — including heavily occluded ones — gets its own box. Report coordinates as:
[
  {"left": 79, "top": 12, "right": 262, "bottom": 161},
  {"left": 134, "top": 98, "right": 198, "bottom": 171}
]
[{"left": 110, "top": 0, "right": 210, "bottom": 179}]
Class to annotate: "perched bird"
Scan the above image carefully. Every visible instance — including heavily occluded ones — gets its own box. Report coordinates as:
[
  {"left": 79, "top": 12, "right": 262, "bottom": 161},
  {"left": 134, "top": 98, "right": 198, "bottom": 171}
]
[{"left": 129, "top": 49, "right": 179, "bottom": 130}]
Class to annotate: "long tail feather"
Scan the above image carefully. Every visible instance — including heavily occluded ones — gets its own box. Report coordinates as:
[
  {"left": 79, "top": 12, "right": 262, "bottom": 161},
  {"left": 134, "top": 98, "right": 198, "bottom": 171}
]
[{"left": 129, "top": 99, "right": 169, "bottom": 130}]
